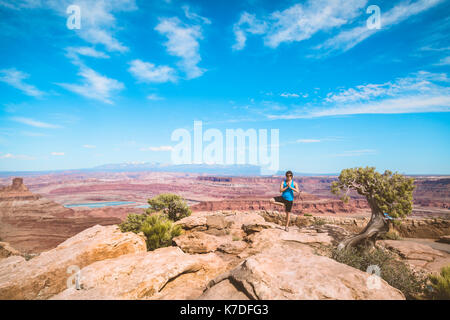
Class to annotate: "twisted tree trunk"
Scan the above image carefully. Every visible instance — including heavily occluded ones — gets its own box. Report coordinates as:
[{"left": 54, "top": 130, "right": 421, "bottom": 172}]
[{"left": 338, "top": 199, "right": 389, "bottom": 250}]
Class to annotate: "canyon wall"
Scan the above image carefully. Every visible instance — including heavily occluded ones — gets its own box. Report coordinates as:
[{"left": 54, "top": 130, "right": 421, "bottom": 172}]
[{"left": 0, "top": 178, "right": 121, "bottom": 253}]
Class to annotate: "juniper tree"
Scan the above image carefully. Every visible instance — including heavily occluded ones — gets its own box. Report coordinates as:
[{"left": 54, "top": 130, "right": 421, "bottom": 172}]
[
  {"left": 331, "top": 167, "right": 415, "bottom": 250},
  {"left": 146, "top": 193, "right": 191, "bottom": 222}
]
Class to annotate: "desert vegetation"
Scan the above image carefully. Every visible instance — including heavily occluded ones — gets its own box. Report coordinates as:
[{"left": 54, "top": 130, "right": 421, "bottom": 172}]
[
  {"left": 331, "top": 167, "right": 415, "bottom": 249},
  {"left": 428, "top": 266, "right": 450, "bottom": 300},
  {"left": 331, "top": 247, "right": 427, "bottom": 299},
  {"left": 119, "top": 193, "right": 190, "bottom": 250}
]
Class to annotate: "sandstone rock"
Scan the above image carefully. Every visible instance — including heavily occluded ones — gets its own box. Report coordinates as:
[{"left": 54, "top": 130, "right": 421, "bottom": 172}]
[
  {"left": 0, "top": 225, "right": 146, "bottom": 299},
  {"left": 378, "top": 239, "right": 450, "bottom": 273},
  {"left": 0, "top": 242, "right": 22, "bottom": 259},
  {"left": 173, "top": 231, "right": 226, "bottom": 254},
  {"left": 217, "top": 240, "right": 248, "bottom": 255},
  {"left": 175, "top": 213, "right": 208, "bottom": 231},
  {"left": 438, "top": 235, "right": 450, "bottom": 244},
  {"left": 200, "top": 241, "right": 405, "bottom": 300},
  {"left": 52, "top": 247, "right": 227, "bottom": 300}
]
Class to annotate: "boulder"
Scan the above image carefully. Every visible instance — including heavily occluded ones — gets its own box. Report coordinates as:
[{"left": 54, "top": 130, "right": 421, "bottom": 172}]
[
  {"left": 437, "top": 235, "right": 450, "bottom": 244},
  {"left": 173, "top": 231, "right": 226, "bottom": 254},
  {"left": 200, "top": 241, "right": 405, "bottom": 300},
  {"left": 52, "top": 247, "right": 227, "bottom": 300},
  {"left": 378, "top": 240, "right": 450, "bottom": 273},
  {"left": 0, "top": 225, "right": 146, "bottom": 299},
  {"left": 0, "top": 242, "right": 22, "bottom": 259}
]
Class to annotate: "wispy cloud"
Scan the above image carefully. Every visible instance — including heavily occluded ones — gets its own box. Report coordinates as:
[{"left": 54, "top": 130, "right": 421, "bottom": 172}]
[
  {"left": 268, "top": 71, "right": 450, "bottom": 119},
  {"left": 232, "top": 12, "right": 267, "bottom": 51},
  {"left": 82, "top": 144, "right": 96, "bottom": 149},
  {"left": 331, "top": 149, "right": 377, "bottom": 157},
  {"left": 281, "top": 92, "right": 300, "bottom": 98},
  {"left": 51, "top": 152, "right": 65, "bottom": 156},
  {"left": 140, "top": 146, "right": 173, "bottom": 151},
  {"left": 0, "top": 68, "right": 44, "bottom": 97},
  {"left": 233, "top": 0, "right": 367, "bottom": 50},
  {"left": 317, "top": 0, "right": 444, "bottom": 54},
  {"left": 147, "top": 93, "right": 164, "bottom": 101},
  {"left": 182, "top": 5, "right": 211, "bottom": 25},
  {"left": 10, "top": 116, "right": 62, "bottom": 128},
  {"left": 128, "top": 59, "right": 177, "bottom": 83},
  {"left": 0, "top": 153, "right": 35, "bottom": 160},
  {"left": 435, "top": 56, "right": 450, "bottom": 66},
  {"left": 66, "top": 47, "right": 110, "bottom": 59},
  {"left": 155, "top": 17, "right": 205, "bottom": 79},
  {"left": 297, "top": 139, "right": 321, "bottom": 143},
  {"left": 0, "top": 0, "right": 137, "bottom": 52},
  {"left": 57, "top": 64, "right": 124, "bottom": 104}
]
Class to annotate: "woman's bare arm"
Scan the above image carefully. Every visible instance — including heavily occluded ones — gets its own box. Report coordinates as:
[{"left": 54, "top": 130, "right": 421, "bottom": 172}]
[
  {"left": 280, "top": 181, "right": 288, "bottom": 193},
  {"left": 291, "top": 182, "right": 300, "bottom": 194}
]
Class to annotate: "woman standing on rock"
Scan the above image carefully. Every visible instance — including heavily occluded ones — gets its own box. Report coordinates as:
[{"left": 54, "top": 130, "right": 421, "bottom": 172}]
[{"left": 270, "top": 170, "right": 300, "bottom": 232}]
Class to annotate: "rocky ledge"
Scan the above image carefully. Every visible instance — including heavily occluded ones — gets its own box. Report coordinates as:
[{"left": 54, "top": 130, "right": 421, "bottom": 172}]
[{"left": 2, "top": 209, "right": 447, "bottom": 300}]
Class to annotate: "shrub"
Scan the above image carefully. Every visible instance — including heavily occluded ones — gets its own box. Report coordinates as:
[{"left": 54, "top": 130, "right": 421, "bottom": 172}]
[
  {"left": 146, "top": 193, "right": 191, "bottom": 222},
  {"left": 428, "top": 266, "right": 450, "bottom": 300},
  {"left": 313, "top": 218, "right": 326, "bottom": 226},
  {"left": 331, "top": 247, "right": 426, "bottom": 299},
  {"left": 304, "top": 213, "right": 312, "bottom": 217},
  {"left": 141, "top": 214, "right": 182, "bottom": 251},
  {"left": 232, "top": 236, "right": 241, "bottom": 241},
  {"left": 118, "top": 213, "right": 147, "bottom": 233},
  {"left": 119, "top": 213, "right": 182, "bottom": 251},
  {"left": 379, "top": 231, "right": 401, "bottom": 240}
]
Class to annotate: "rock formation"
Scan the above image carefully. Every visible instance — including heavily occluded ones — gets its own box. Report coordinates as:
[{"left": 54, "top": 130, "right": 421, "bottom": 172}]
[
  {"left": 0, "top": 178, "right": 122, "bottom": 253},
  {"left": 0, "top": 209, "right": 448, "bottom": 300},
  {"left": 0, "top": 225, "right": 146, "bottom": 299}
]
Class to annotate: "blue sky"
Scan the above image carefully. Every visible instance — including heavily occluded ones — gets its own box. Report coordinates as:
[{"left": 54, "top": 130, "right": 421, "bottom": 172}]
[{"left": 0, "top": 0, "right": 449, "bottom": 174}]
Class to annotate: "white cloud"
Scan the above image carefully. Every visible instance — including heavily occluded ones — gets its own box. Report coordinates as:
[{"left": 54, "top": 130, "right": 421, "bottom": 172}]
[
  {"left": 182, "top": 5, "right": 211, "bottom": 25},
  {"left": 0, "top": 68, "right": 44, "bottom": 97},
  {"left": 57, "top": 65, "right": 124, "bottom": 104},
  {"left": 297, "top": 139, "right": 321, "bottom": 143},
  {"left": 267, "top": 71, "right": 450, "bottom": 119},
  {"left": 128, "top": 59, "right": 177, "bottom": 83},
  {"left": 232, "top": 0, "right": 367, "bottom": 50},
  {"left": 435, "top": 56, "right": 450, "bottom": 66},
  {"left": 155, "top": 17, "right": 205, "bottom": 79},
  {"left": 265, "top": 0, "right": 367, "bottom": 48},
  {"left": 0, "top": 153, "right": 35, "bottom": 160},
  {"left": 281, "top": 92, "right": 300, "bottom": 98},
  {"left": 66, "top": 47, "right": 110, "bottom": 59},
  {"left": 0, "top": 0, "right": 137, "bottom": 52},
  {"left": 147, "top": 93, "right": 164, "bottom": 100},
  {"left": 10, "top": 116, "right": 61, "bottom": 128},
  {"left": 232, "top": 12, "right": 267, "bottom": 51},
  {"left": 317, "top": 0, "right": 444, "bottom": 53},
  {"left": 83, "top": 144, "right": 96, "bottom": 148},
  {"left": 332, "top": 149, "right": 377, "bottom": 157},
  {"left": 140, "top": 146, "right": 173, "bottom": 151},
  {"left": 51, "top": 152, "right": 65, "bottom": 156}
]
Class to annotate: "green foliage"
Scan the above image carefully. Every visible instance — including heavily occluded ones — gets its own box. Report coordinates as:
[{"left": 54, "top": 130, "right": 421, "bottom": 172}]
[
  {"left": 146, "top": 193, "right": 191, "bottom": 221},
  {"left": 379, "top": 231, "right": 401, "bottom": 240},
  {"left": 332, "top": 247, "right": 426, "bottom": 299},
  {"left": 331, "top": 167, "right": 415, "bottom": 218},
  {"left": 118, "top": 213, "right": 147, "bottom": 233},
  {"left": 428, "top": 266, "right": 450, "bottom": 300},
  {"left": 232, "top": 236, "right": 241, "bottom": 241},
  {"left": 393, "top": 219, "right": 402, "bottom": 227},
  {"left": 313, "top": 218, "right": 326, "bottom": 226},
  {"left": 141, "top": 214, "right": 182, "bottom": 251},
  {"left": 304, "top": 213, "right": 313, "bottom": 217},
  {"left": 119, "top": 213, "right": 182, "bottom": 251}
]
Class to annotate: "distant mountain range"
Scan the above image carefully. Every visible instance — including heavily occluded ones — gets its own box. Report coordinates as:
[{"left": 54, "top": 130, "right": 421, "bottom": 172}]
[
  {"left": 2, "top": 162, "right": 445, "bottom": 177},
  {"left": 91, "top": 162, "right": 263, "bottom": 175}
]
